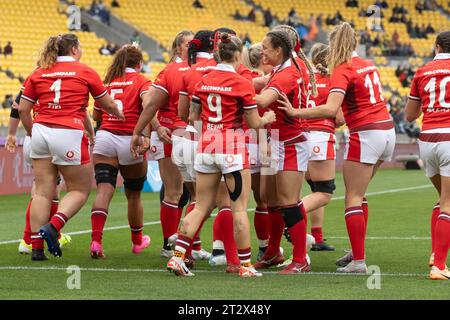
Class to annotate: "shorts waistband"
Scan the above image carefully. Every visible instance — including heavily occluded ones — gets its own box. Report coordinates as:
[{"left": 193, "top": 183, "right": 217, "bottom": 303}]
[
  {"left": 350, "top": 120, "right": 394, "bottom": 133},
  {"left": 419, "top": 133, "right": 450, "bottom": 142}
]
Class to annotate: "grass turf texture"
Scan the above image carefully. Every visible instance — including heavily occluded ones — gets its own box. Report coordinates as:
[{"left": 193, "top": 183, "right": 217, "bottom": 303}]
[{"left": 0, "top": 169, "right": 448, "bottom": 300}]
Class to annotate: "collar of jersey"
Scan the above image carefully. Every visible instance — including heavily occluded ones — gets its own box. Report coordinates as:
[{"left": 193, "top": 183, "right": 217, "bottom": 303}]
[
  {"left": 434, "top": 53, "right": 450, "bottom": 60},
  {"left": 215, "top": 63, "right": 236, "bottom": 73},
  {"left": 125, "top": 67, "right": 136, "bottom": 73},
  {"left": 196, "top": 52, "right": 213, "bottom": 59},
  {"left": 175, "top": 57, "right": 183, "bottom": 63},
  {"left": 351, "top": 51, "right": 359, "bottom": 58},
  {"left": 273, "top": 59, "right": 292, "bottom": 73},
  {"left": 57, "top": 56, "right": 76, "bottom": 62}
]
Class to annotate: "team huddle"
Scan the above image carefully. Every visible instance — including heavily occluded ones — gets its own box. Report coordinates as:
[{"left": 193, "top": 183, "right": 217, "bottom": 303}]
[{"left": 5, "top": 22, "right": 450, "bottom": 279}]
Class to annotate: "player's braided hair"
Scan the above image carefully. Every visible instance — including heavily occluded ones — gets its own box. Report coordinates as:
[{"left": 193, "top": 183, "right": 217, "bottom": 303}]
[
  {"left": 212, "top": 27, "right": 237, "bottom": 62},
  {"left": 436, "top": 31, "right": 450, "bottom": 53},
  {"left": 104, "top": 44, "right": 143, "bottom": 84},
  {"left": 187, "top": 30, "right": 214, "bottom": 66},
  {"left": 170, "top": 30, "right": 194, "bottom": 63},
  {"left": 242, "top": 43, "right": 263, "bottom": 75},
  {"left": 38, "top": 33, "right": 79, "bottom": 69},
  {"left": 328, "top": 22, "right": 357, "bottom": 72},
  {"left": 217, "top": 33, "right": 243, "bottom": 63},
  {"left": 310, "top": 43, "right": 330, "bottom": 76},
  {"left": 273, "top": 25, "right": 318, "bottom": 97}
]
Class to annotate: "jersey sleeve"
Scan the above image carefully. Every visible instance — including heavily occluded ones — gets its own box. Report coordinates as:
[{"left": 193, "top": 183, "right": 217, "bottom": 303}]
[
  {"left": 86, "top": 67, "right": 107, "bottom": 100},
  {"left": 139, "top": 77, "right": 152, "bottom": 98},
  {"left": 152, "top": 67, "right": 169, "bottom": 95},
  {"left": 408, "top": 70, "right": 422, "bottom": 101},
  {"left": 240, "top": 80, "right": 257, "bottom": 110},
  {"left": 267, "top": 72, "right": 293, "bottom": 97},
  {"left": 329, "top": 64, "right": 352, "bottom": 95},
  {"left": 179, "top": 72, "right": 189, "bottom": 97},
  {"left": 21, "top": 74, "right": 37, "bottom": 104}
]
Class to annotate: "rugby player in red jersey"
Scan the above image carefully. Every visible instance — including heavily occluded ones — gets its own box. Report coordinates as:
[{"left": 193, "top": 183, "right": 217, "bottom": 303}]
[
  {"left": 18, "top": 34, "right": 122, "bottom": 260},
  {"left": 278, "top": 23, "right": 395, "bottom": 273},
  {"left": 167, "top": 33, "right": 275, "bottom": 277},
  {"left": 405, "top": 31, "right": 450, "bottom": 280},
  {"left": 89, "top": 44, "right": 152, "bottom": 258}
]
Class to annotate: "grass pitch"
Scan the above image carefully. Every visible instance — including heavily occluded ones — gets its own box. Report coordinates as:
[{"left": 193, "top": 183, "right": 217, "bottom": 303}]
[{"left": 0, "top": 169, "right": 449, "bottom": 300}]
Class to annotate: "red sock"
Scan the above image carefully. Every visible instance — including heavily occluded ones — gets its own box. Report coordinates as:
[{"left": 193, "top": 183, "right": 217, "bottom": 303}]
[
  {"left": 50, "top": 212, "right": 68, "bottom": 233},
  {"left": 23, "top": 198, "right": 32, "bottom": 245},
  {"left": 345, "top": 206, "right": 365, "bottom": 261},
  {"left": 431, "top": 202, "right": 440, "bottom": 253},
  {"left": 217, "top": 207, "right": 239, "bottom": 265},
  {"left": 91, "top": 208, "right": 108, "bottom": 243},
  {"left": 130, "top": 225, "right": 143, "bottom": 245},
  {"left": 311, "top": 227, "right": 323, "bottom": 244},
  {"left": 434, "top": 212, "right": 450, "bottom": 270},
  {"left": 31, "top": 232, "right": 44, "bottom": 250},
  {"left": 282, "top": 203, "right": 307, "bottom": 264},
  {"left": 174, "top": 234, "right": 193, "bottom": 256},
  {"left": 362, "top": 197, "right": 369, "bottom": 234},
  {"left": 254, "top": 207, "right": 269, "bottom": 247},
  {"left": 160, "top": 201, "right": 179, "bottom": 240},
  {"left": 266, "top": 207, "right": 285, "bottom": 256},
  {"left": 50, "top": 200, "right": 59, "bottom": 219},
  {"left": 237, "top": 247, "right": 251, "bottom": 266}
]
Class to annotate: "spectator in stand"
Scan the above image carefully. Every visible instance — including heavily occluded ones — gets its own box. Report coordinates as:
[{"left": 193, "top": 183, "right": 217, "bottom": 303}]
[
  {"left": 107, "top": 43, "right": 119, "bottom": 55},
  {"left": 416, "top": 0, "right": 425, "bottom": 14},
  {"left": 391, "top": 105, "right": 406, "bottom": 134},
  {"left": 111, "top": 0, "right": 120, "bottom": 8},
  {"left": 242, "top": 33, "right": 252, "bottom": 45},
  {"left": 233, "top": 10, "right": 244, "bottom": 21},
  {"left": 131, "top": 31, "right": 141, "bottom": 44},
  {"left": 99, "top": 44, "right": 111, "bottom": 55},
  {"left": 2, "top": 95, "right": 13, "bottom": 109},
  {"left": 346, "top": 0, "right": 359, "bottom": 7},
  {"left": 192, "top": 0, "right": 204, "bottom": 9},
  {"left": 263, "top": 8, "right": 273, "bottom": 27},
  {"left": 316, "top": 14, "right": 323, "bottom": 27},
  {"left": 426, "top": 23, "right": 435, "bottom": 34},
  {"left": 288, "top": 7, "right": 298, "bottom": 19},
  {"left": 4, "top": 42, "right": 12, "bottom": 57},
  {"left": 381, "top": 0, "right": 388, "bottom": 8},
  {"left": 335, "top": 10, "right": 343, "bottom": 22},
  {"left": 248, "top": 8, "right": 256, "bottom": 22}
]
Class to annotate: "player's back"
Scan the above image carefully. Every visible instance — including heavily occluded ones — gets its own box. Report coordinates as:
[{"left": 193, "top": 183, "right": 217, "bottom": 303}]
[
  {"left": 330, "top": 55, "right": 390, "bottom": 131},
  {"left": 306, "top": 72, "right": 336, "bottom": 133},
  {"left": 409, "top": 53, "right": 450, "bottom": 131},
  {"left": 22, "top": 57, "right": 106, "bottom": 130},
  {"left": 98, "top": 70, "right": 151, "bottom": 134}
]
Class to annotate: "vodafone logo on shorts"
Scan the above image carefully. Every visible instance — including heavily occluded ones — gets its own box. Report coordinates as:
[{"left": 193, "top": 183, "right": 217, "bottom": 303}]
[
  {"left": 151, "top": 146, "right": 157, "bottom": 153},
  {"left": 225, "top": 155, "right": 235, "bottom": 164},
  {"left": 66, "top": 151, "right": 75, "bottom": 159},
  {"left": 313, "top": 146, "right": 321, "bottom": 154}
]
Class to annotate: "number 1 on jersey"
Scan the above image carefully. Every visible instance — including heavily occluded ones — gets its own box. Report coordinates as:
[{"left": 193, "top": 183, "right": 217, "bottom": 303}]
[
  {"left": 364, "top": 72, "right": 384, "bottom": 104},
  {"left": 50, "top": 79, "right": 62, "bottom": 105}
]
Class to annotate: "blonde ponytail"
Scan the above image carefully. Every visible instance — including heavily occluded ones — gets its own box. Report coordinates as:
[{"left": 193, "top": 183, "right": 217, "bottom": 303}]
[{"left": 328, "top": 22, "right": 357, "bottom": 72}]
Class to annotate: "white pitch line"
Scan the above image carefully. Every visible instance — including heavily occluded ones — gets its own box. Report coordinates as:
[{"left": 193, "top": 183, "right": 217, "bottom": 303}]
[
  {"left": 0, "top": 266, "right": 426, "bottom": 277},
  {"left": 0, "top": 184, "right": 433, "bottom": 245}
]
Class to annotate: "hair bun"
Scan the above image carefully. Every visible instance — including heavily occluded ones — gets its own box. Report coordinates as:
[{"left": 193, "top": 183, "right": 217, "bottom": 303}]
[
  {"left": 220, "top": 33, "right": 231, "bottom": 43},
  {"left": 189, "top": 39, "right": 202, "bottom": 50}
]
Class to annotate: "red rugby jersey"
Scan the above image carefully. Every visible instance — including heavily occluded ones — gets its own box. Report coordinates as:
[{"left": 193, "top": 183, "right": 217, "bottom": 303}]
[
  {"left": 409, "top": 53, "right": 450, "bottom": 131},
  {"left": 22, "top": 56, "right": 107, "bottom": 130},
  {"left": 264, "top": 59, "right": 303, "bottom": 141},
  {"left": 152, "top": 57, "right": 190, "bottom": 129},
  {"left": 180, "top": 57, "right": 253, "bottom": 100},
  {"left": 192, "top": 64, "right": 257, "bottom": 153},
  {"left": 305, "top": 72, "right": 336, "bottom": 133},
  {"left": 329, "top": 53, "right": 391, "bottom": 131},
  {"left": 94, "top": 68, "right": 151, "bottom": 135}
]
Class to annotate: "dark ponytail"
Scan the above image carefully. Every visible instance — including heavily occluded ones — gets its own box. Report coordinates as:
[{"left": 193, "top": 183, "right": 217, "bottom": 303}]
[{"left": 187, "top": 30, "right": 214, "bottom": 66}]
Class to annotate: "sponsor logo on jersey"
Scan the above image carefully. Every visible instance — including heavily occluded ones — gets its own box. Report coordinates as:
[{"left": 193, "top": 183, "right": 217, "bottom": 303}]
[
  {"left": 42, "top": 72, "right": 76, "bottom": 77},
  {"left": 201, "top": 85, "right": 232, "bottom": 92},
  {"left": 356, "top": 66, "right": 377, "bottom": 74}
]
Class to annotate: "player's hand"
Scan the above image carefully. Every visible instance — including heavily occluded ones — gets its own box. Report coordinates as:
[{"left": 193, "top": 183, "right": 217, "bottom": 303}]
[
  {"left": 262, "top": 110, "right": 276, "bottom": 126},
  {"left": 130, "top": 134, "right": 144, "bottom": 159},
  {"left": 5, "top": 134, "right": 17, "bottom": 153},
  {"left": 156, "top": 126, "right": 172, "bottom": 144},
  {"left": 259, "top": 141, "right": 272, "bottom": 167},
  {"left": 277, "top": 92, "right": 299, "bottom": 118},
  {"left": 140, "top": 136, "right": 151, "bottom": 155}
]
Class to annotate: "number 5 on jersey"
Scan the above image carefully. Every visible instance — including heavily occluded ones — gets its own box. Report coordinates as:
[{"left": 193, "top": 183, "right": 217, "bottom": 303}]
[{"left": 108, "top": 88, "right": 124, "bottom": 120}]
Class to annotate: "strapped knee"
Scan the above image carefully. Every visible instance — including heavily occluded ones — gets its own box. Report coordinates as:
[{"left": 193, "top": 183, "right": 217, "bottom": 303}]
[
  {"left": 178, "top": 183, "right": 190, "bottom": 207},
  {"left": 95, "top": 163, "right": 118, "bottom": 187},
  {"left": 311, "top": 179, "right": 336, "bottom": 194},
  {"left": 124, "top": 175, "right": 147, "bottom": 191},
  {"left": 280, "top": 205, "right": 303, "bottom": 228},
  {"left": 225, "top": 171, "right": 243, "bottom": 201},
  {"left": 306, "top": 179, "right": 316, "bottom": 192}
]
